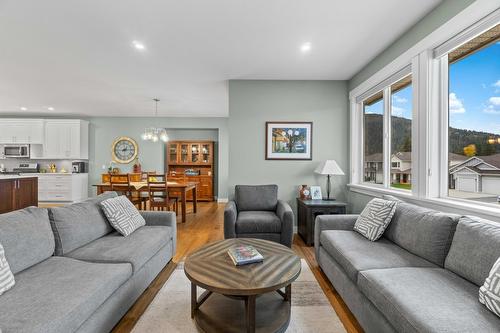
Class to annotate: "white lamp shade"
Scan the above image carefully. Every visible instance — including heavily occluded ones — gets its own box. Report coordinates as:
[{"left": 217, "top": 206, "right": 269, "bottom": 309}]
[{"left": 314, "top": 160, "right": 345, "bottom": 175}]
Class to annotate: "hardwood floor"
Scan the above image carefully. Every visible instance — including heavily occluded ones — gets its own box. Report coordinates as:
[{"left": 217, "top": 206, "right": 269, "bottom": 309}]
[{"left": 112, "top": 202, "right": 363, "bottom": 333}]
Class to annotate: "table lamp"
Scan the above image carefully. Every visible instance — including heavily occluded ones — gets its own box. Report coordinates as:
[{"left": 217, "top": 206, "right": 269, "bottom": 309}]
[{"left": 314, "top": 160, "right": 344, "bottom": 201}]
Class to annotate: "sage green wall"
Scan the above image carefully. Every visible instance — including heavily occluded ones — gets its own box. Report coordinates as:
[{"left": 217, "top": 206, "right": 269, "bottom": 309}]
[
  {"left": 348, "top": 0, "right": 475, "bottom": 91},
  {"left": 88, "top": 117, "right": 229, "bottom": 199},
  {"left": 228, "top": 80, "right": 349, "bottom": 218}
]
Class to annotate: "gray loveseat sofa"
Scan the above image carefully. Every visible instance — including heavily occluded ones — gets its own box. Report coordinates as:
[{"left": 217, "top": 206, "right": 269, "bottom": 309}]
[
  {"left": 315, "top": 199, "right": 500, "bottom": 332},
  {"left": 0, "top": 192, "right": 176, "bottom": 333}
]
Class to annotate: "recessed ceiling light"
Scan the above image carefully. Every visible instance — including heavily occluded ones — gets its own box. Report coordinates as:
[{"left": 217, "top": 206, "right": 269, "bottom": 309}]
[
  {"left": 300, "top": 42, "right": 312, "bottom": 53},
  {"left": 20, "top": 107, "right": 27, "bottom": 111},
  {"left": 132, "top": 40, "right": 146, "bottom": 51},
  {"left": 47, "top": 106, "right": 54, "bottom": 111}
]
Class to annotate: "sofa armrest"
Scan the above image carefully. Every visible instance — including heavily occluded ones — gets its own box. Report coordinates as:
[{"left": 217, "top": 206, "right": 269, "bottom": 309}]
[
  {"left": 224, "top": 201, "right": 238, "bottom": 239},
  {"left": 314, "top": 214, "right": 359, "bottom": 257},
  {"left": 140, "top": 211, "right": 177, "bottom": 252},
  {"left": 276, "top": 200, "right": 293, "bottom": 247}
]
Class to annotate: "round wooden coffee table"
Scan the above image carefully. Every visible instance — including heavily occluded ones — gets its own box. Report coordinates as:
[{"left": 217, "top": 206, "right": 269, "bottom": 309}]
[{"left": 184, "top": 238, "right": 301, "bottom": 333}]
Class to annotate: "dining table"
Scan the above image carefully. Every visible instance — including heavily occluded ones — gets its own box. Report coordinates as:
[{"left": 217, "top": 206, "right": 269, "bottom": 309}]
[{"left": 93, "top": 181, "right": 198, "bottom": 223}]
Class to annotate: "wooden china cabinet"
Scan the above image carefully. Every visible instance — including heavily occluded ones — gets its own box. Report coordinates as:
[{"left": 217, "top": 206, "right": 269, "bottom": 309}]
[{"left": 166, "top": 141, "right": 214, "bottom": 201}]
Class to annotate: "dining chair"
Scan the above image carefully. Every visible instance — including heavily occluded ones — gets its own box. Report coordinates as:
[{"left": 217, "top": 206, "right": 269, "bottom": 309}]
[
  {"left": 141, "top": 171, "right": 157, "bottom": 181},
  {"left": 127, "top": 173, "right": 148, "bottom": 210},
  {"left": 109, "top": 174, "right": 143, "bottom": 209},
  {"left": 147, "top": 174, "right": 178, "bottom": 213}
]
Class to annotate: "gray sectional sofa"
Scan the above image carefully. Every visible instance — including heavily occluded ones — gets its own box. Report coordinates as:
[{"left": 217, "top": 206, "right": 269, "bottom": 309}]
[
  {"left": 315, "top": 199, "right": 500, "bottom": 332},
  {"left": 0, "top": 192, "right": 176, "bottom": 333}
]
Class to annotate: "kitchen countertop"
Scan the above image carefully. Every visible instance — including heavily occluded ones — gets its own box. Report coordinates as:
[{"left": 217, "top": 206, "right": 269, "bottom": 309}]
[
  {"left": 21, "top": 172, "right": 74, "bottom": 175},
  {"left": 0, "top": 174, "right": 39, "bottom": 180}
]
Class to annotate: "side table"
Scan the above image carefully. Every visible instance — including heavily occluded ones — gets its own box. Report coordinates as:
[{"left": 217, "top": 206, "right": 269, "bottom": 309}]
[{"left": 296, "top": 198, "right": 347, "bottom": 246}]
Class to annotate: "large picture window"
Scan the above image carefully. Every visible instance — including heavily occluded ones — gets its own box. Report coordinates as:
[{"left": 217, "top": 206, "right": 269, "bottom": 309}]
[
  {"left": 351, "top": 9, "right": 500, "bottom": 218},
  {"left": 447, "top": 25, "right": 500, "bottom": 206}
]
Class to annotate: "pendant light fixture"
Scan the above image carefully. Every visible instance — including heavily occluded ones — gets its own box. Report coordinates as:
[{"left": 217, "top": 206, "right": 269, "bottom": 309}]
[{"left": 141, "top": 98, "right": 169, "bottom": 143}]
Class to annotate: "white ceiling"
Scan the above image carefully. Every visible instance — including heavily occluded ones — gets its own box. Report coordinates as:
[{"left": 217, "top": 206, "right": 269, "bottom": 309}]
[{"left": 0, "top": 0, "right": 441, "bottom": 117}]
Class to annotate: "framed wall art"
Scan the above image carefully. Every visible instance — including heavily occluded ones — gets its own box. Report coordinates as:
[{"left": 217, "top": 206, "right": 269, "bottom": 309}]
[{"left": 265, "top": 122, "right": 312, "bottom": 160}]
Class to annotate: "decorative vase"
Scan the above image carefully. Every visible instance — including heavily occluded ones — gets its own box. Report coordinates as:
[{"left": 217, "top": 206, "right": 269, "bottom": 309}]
[
  {"left": 299, "top": 185, "right": 311, "bottom": 200},
  {"left": 133, "top": 159, "right": 142, "bottom": 173}
]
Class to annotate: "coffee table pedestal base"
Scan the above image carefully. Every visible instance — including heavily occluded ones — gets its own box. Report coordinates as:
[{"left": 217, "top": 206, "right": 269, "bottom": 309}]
[{"left": 193, "top": 291, "right": 290, "bottom": 333}]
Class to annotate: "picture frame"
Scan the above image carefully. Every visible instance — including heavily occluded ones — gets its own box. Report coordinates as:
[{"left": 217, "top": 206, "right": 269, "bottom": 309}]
[
  {"left": 266, "top": 122, "right": 313, "bottom": 160},
  {"left": 310, "top": 186, "right": 322, "bottom": 200}
]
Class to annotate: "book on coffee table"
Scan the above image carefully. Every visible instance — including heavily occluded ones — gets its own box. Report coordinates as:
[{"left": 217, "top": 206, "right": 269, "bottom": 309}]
[{"left": 227, "top": 245, "right": 264, "bottom": 266}]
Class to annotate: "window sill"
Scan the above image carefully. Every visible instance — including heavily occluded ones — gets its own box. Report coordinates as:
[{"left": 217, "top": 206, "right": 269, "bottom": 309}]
[{"left": 348, "top": 183, "right": 500, "bottom": 223}]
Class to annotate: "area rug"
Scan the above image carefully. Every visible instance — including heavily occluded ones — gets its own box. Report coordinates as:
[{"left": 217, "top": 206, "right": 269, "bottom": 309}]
[{"left": 132, "top": 259, "right": 347, "bottom": 332}]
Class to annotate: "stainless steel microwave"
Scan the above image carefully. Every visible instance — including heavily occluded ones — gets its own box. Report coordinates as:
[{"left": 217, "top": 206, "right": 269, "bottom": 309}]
[{"left": 3, "top": 145, "right": 30, "bottom": 158}]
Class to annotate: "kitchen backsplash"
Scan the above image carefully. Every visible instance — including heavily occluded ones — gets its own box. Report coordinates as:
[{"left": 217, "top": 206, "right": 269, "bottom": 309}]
[{"left": 0, "top": 159, "right": 74, "bottom": 173}]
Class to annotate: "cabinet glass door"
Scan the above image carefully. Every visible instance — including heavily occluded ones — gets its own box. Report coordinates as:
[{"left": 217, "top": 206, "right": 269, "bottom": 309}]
[
  {"left": 180, "top": 144, "right": 189, "bottom": 163},
  {"left": 190, "top": 144, "right": 200, "bottom": 163},
  {"left": 201, "top": 144, "right": 211, "bottom": 164},
  {"left": 168, "top": 144, "right": 178, "bottom": 164}
]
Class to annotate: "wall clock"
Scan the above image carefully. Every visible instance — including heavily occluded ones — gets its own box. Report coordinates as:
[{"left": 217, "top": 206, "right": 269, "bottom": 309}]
[{"left": 111, "top": 136, "right": 138, "bottom": 164}]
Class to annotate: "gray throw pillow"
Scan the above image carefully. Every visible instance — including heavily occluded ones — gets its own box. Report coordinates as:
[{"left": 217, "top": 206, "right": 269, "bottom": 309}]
[
  {"left": 353, "top": 198, "right": 398, "bottom": 241},
  {"left": 100, "top": 196, "right": 145, "bottom": 236},
  {"left": 479, "top": 257, "right": 500, "bottom": 317},
  {"left": 0, "top": 242, "right": 15, "bottom": 296}
]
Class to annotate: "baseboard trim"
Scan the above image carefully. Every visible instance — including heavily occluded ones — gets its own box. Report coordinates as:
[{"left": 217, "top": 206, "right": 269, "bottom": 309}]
[{"left": 217, "top": 198, "right": 229, "bottom": 203}]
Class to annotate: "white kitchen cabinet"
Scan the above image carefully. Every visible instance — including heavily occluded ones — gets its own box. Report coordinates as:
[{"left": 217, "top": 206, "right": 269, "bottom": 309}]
[
  {"left": 42, "top": 120, "right": 89, "bottom": 159},
  {"left": 30, "top": 173, "right": 88, "bottom": 203},
  {"left": 0, "top": 119, "right": 44, "bottom": 144}
]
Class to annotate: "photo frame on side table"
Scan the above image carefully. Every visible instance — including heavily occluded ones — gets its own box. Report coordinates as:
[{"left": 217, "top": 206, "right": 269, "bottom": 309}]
[
  {"left": 310, "top": 186, "right": 322, "bottom": 200},
  {"left": 266, "top": 122, "right": 312, "bottom": 160}
]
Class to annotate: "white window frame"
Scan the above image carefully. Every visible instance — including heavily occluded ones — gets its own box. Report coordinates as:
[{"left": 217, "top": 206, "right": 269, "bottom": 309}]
[
  {"left": 358, "top": 67, "right": 412, "bottom": 191},
  {"left": 349, "top": 4, "right": 500, "bottom": 222}
]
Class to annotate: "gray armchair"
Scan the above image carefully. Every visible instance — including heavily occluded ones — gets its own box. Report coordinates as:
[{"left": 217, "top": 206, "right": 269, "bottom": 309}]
[{"left": 224, "top": 185, "right": 294, "bottom": 247}]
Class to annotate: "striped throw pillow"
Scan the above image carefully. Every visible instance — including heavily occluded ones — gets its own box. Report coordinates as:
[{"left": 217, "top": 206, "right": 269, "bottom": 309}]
[
  {"left": 354, "top": 198, "right": 398, "bottom": 241},
  {"left": 0, "top": 242, "right": 15, "bottom": 296},
  {"left": 479, "top": 257, "right": 500, "bottom": 317},
  {"left": 100, "top": 196, "right": 145, "bottom": 236}
]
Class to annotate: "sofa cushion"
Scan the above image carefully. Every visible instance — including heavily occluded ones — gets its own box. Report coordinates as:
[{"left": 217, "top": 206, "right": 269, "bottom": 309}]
[
  {"left": 384, "top": 201, "right": 459, "bottom": 266},
  {"left": 320, "top": 230, "right": 436, "bottom": 282},
  {"left": 0, "top": 207, "right": 54, "bottom": 274},
  {"left": 0, "top": 242, "right": 15, "bottom": 296},
  {"left": 358, "top": 267, "right": 500, "bottom": 333},
  {"left": 236, "top": 211, "right": 281, "bottom": 234},
  {"left": 480, "top": 256, "right": 500, "bottom": 317},
  {"left": 49, "top": 192, "right": 117, "bottom": 255},
  {"left": 353, "top": 198, "right": 397, "bottom": 241},
  {"left": 235, "top": 184, "right": 278, "bottom": 211},
  {"left": 445, "top": 216, "right": 500, "bottom": 286},
  {"left": 0, "top": 256, "right": 131, "bottom": 333},
  {"left": 100, "top": 195, "right": 146, "bottom": 236},
  {"left": 66, "top": 226, "right": 173, "bottom": 272}
]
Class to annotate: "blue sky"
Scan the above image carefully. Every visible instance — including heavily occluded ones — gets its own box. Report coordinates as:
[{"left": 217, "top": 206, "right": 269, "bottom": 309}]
[
  {"left": 449, "top": 41, "right": 500, "bottom": 135},
  {"left": 365, "top": 41, "right": 499, "bottom": 135},
  {"left": 364, "top": 82, "right": 412, "bottom": 117}
]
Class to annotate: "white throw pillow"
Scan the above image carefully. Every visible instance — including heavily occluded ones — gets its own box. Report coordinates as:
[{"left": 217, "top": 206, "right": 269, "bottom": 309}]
[
  {"left": 0, "top": 242, "right": 15, "bottom": 296},
  {"left": 100, "top": 195, "right": 145, "bottom": 236},
  {"left": 479, "top": 257, "right": 500, "bottom": 317},
  {"left": 353, "top": 198, "right": 398, "bottom": 241}
]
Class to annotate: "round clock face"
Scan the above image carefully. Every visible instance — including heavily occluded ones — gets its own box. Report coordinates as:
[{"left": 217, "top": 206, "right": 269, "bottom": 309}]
[{"left": 112, "top": 137, "right": 138, "bottom": 164}]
